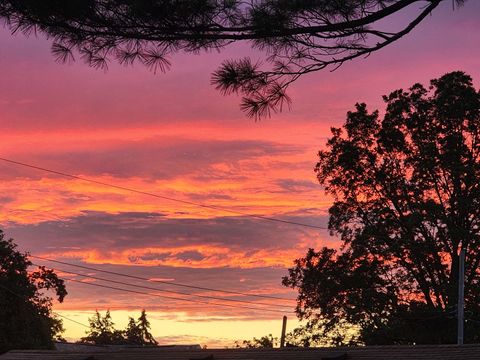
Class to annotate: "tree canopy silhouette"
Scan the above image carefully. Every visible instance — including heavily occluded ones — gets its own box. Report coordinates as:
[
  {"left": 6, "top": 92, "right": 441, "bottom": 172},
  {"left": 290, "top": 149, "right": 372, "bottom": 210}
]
[
  {"left": 0, "top": 230, "right": 67, "bottom": 353},
  {"left": 283, "top": 71, "right": 480, "bottom": 345},
  {"left": 0, "top": 0, "right": 465, "bottom": 118},
  {"left": 81, "top": 310, "right": 125, "bottom": 345},
  {"left": 81, "top": 309, "right": 157, "bottom": 346},
  {"left": 125, "top": 310, "right": 158, "bottom": 346},
  {"left": 235, "top": 334, "right": 277, "bottom": 348}
]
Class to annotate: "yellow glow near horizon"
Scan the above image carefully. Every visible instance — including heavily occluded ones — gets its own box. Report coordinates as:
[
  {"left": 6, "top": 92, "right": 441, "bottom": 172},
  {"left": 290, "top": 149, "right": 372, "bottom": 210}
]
[{"left": 57, "top": 310, "right": 301, "bottom": 348}]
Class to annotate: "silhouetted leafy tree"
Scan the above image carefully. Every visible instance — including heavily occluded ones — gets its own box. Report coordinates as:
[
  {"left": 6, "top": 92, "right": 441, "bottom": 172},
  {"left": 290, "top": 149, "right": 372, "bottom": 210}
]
[
  {"left": 81, "top": 309, "right": 157, "bottom": 346},
  {"left": 284, "top": 322, "right": 357, "bottom": 347},
  {"left": 0, "top": 0, "right": 466, "bottom": 117},
  {"left": 0, "top": 230, "right": 67, "bottom": 353},
  {"left": 125, "top": 310, "right": 157, "bottom": 346},
  {"left": 235, "top": 334, "right": 277, "bottom": 348},
  {"left": 124, "top": 317, "right": 143, "bottom": 345},
  {"left": 81, "top": 310, "right": 125, "bottom": 345},
  {"left": 283, "top": 71, "right": 480, "bottom": 345},
  {"left": 236, "top": 324, "right": 357, "bottom": 348}
]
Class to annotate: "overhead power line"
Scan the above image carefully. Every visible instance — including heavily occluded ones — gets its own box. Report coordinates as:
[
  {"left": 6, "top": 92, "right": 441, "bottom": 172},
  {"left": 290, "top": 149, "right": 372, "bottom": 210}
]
[
  {"left": 65, "top": 278, "right": 295, "bottom": 314},
  {"left": 54, "top": 312, "right": 90, "bottom": 328},
  {"left": 2, "top": 278, "right": 292, "bottom": 320},
  {"left": 0, "top": 157, "right": 327, "bottom": 230},
  {"left": 32, "top": 255, "right": 296, "bottom": 302},
  {"left": 32, "top": 262, "right": 293, "bottom": 311},
  {"left": 0, "top": 283, "right": 90, "bottom": 328}
]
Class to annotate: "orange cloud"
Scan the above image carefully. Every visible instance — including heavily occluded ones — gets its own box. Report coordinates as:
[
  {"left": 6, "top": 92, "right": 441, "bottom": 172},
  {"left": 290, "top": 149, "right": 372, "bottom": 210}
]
[{"left": 42, "top": 244, "right": 313, "bottom": 269}]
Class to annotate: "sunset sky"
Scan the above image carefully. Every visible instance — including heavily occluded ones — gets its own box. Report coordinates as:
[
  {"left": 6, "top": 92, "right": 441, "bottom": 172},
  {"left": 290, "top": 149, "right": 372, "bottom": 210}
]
[{"left": 1, "top": 1, "right": 480, "bottom": 347}]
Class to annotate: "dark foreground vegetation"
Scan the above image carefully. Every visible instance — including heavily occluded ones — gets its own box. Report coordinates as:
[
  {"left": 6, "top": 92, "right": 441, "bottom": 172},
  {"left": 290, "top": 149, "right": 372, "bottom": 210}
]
[
  {"left": 80, "top": 310, "right": 157, "bottom": 346},
  {"left": 283, "top": 71, "right": 480, "bottom": 345},
  {"left": 0, "top": 230, "right": 66, "bottom": 353},
  {"left": 0, "top": 0, "right": 467, "bottom": 117}
]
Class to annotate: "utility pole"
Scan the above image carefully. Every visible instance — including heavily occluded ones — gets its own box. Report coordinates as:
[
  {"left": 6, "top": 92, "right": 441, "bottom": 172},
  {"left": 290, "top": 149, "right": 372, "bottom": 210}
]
[
  {"left": 280, "top": 316, "right": 287, "bottom": 348},
  {"left": 457, "top": 249, "right": 465, "bottom": 345}
]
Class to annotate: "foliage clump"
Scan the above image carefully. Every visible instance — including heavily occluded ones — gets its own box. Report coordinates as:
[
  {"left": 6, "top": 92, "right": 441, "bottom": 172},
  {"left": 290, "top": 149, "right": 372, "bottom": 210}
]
[
  {"left": 0, "top": 230, "right": 67, "bottom": 353},
  {"left": 0, "top": 0, "right": 463, "bottom": 118},
  {"left": 81, "top": 309, "right": 158, "bottom": 346},
  {"left": 284, "top": 71, "right": 480, "bottom": 345},
  {"left": 235, "top": 334, "right": 277, "bottom": 348}
]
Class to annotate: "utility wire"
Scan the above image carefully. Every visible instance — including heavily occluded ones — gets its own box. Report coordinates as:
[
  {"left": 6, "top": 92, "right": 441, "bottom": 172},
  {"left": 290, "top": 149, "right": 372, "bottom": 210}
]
[
  {"left": 31, "top": 255, "right": 296, "bottom": 302},
  {"left": 65, "top": 278, "right": 295, "bottom": 314},
  {"left": 0, "top": 283, "right": 90, "bottom": 328},
  {"left": 54, "top": 312, "right": 90, "bottom": 328},
  {"left": 32, "top": 262, "right": 293, "bottom": 311},
  {"left": 0, "top": 157, "right": 327, "bottom": 230}
]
